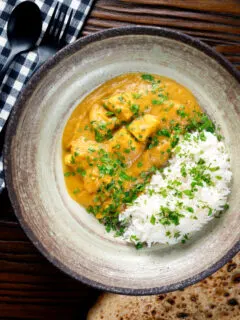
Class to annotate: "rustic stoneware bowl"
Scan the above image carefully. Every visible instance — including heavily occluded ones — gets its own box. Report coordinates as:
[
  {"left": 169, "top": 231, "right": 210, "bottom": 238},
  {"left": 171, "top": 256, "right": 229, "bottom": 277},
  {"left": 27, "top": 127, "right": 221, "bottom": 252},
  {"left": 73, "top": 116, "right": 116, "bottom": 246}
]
[{"left": 4, "top": 27, "right": 240, "bottom": 295}]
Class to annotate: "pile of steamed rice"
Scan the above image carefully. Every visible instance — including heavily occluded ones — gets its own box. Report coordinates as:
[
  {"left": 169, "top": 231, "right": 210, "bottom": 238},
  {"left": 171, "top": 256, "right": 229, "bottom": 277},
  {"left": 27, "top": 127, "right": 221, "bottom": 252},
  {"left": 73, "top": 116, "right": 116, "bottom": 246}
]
[{"left": 119, "top": 131, "right": 232, "bottom": 246}]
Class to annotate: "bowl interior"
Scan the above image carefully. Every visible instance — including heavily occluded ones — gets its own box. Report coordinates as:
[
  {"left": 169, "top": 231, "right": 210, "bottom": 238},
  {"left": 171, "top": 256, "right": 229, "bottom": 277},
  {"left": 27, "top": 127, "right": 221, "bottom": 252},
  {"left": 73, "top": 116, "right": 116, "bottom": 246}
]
[{"left": 5, "top": 29, "right": 240, "bottom": 294}]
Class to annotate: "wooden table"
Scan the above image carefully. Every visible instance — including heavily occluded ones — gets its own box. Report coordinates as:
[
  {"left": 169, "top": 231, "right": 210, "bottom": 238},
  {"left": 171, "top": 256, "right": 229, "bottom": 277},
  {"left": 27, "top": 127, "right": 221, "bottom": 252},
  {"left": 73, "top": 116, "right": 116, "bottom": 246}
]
[{"left": 0, "top": 0, "right": 239, "bottom": 318}]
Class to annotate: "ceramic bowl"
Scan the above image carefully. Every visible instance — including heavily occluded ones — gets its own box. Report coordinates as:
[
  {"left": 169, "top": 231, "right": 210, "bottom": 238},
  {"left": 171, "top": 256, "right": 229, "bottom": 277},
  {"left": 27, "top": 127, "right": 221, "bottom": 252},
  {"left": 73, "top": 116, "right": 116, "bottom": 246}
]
[{"left": 4, "top": 27, "right": 240, "bottom": 295}]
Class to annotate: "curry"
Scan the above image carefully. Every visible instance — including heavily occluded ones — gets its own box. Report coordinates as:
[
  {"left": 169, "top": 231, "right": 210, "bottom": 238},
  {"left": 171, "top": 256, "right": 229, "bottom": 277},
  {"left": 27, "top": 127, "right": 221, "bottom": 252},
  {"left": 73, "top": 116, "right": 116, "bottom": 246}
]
[{"left": 62, "top": 73, "right": 212, "bottom": 231}]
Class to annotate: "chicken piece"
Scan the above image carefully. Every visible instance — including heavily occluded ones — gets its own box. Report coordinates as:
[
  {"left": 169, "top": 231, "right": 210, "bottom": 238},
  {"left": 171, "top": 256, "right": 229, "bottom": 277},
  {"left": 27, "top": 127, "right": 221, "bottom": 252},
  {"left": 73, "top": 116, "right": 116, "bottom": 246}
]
[
  {"left": 103, "top": 92, "right": 135, "bottom": 122},
  {"left": 146, "top": 137, "right": 170, "bottom": 167},
  {"left": 64, "top": 137, "right": 108, "bottom": 168},
  {"left": 83, "top": 167, "right": 112, "bottom": 194},
  {"left": 128, "top": 114, "right": 160, "bottom": 142},
  {"left": 108, "top": 127, "right": 145, "bottom": 166},
  {"left": 89, "top": 104, "right": 119, "bottom": 140},
  {"left": 64, "top": 153, "right": 76, "bottom": 167},
  {"left": 151, "top": 100, "right": 202, "bottom": 131}
]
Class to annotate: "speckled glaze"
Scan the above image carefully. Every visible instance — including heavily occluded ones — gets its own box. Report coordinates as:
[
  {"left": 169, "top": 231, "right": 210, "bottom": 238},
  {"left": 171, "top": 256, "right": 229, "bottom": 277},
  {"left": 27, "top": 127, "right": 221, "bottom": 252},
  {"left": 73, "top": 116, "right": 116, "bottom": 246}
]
[{"left": 4, "top": 27, "right": 240, "bottom": 295}]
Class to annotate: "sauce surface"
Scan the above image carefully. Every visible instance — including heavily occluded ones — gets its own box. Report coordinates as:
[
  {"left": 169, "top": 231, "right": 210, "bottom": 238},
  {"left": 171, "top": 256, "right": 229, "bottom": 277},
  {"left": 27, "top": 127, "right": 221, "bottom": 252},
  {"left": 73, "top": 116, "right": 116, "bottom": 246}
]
[{"left": 62, "top": 73, "right": 202, "bottom": 223}]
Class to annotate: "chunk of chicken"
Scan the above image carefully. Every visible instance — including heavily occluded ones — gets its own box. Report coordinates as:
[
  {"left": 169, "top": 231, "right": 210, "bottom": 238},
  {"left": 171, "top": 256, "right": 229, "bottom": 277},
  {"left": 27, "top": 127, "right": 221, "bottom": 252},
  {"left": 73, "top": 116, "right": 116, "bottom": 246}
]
[
  {"left": 83, "top": 167, "right": 112, "bottom": 194},
  {"left": 103, "top": 92, "right": 135, "bottom": 122},
  {"left": 128, "top": 114, "right": 160, "bottom": 142},
  {"left": 108, "top": 127, "right": 145, "bottom": 166},
  {"left": 151, "top": 100, "right": 202, "bottom": 131},
  {"left": 146, "top": 137, "right": 170, "bottom": 167},
  {"left": 89, "top": 104, "right": 119, "bottom": 140},
  {"left": 64, "top": 137, "right": 108, "bottom": 168}
]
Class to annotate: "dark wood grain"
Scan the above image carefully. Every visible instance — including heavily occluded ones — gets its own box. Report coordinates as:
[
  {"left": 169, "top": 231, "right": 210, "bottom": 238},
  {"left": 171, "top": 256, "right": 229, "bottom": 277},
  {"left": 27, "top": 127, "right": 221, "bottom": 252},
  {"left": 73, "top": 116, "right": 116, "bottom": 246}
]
[
  {"left": 1, "top": 0, "right": 240, "bottom": 318},
  {"left": 122, "top": 0, "right": 240, "bottom": 15}
]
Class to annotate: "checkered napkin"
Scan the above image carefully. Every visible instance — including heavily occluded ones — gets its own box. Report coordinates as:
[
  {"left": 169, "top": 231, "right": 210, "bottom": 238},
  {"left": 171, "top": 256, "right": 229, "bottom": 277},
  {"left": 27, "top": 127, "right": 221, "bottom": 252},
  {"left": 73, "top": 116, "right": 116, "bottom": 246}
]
[{"left": 0, "top": 0, "right": 94, "bottom": 192}]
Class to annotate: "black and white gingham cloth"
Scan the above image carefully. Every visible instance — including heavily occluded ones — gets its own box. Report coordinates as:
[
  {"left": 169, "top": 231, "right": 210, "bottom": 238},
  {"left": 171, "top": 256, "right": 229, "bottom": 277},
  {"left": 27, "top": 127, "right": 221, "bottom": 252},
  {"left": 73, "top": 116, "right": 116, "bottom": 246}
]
[{"left": 0, "top": 0, "right": 94, "bottom": 192}]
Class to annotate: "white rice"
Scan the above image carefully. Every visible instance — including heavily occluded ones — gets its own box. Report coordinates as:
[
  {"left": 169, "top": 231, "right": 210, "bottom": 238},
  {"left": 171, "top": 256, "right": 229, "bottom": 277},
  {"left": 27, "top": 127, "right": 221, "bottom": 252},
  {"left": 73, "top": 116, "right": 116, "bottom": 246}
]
[{"left": 119, "top": 131, "right": 232, "bottom": 246}]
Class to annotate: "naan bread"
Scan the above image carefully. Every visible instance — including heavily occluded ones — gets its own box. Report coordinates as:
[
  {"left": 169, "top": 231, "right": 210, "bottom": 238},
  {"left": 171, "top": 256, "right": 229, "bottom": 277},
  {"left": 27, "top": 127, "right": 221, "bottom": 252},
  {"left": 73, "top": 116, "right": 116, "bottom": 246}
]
[{"left": 88, "top": 253, "right": 240, "bottom": 320}]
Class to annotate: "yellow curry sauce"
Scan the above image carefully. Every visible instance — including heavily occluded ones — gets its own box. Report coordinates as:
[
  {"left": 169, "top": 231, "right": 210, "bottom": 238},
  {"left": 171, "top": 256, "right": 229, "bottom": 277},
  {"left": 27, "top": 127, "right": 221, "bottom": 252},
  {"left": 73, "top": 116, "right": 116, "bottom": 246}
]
[{"left": 62, "top": 73, "right": 204, "bottom": 227}]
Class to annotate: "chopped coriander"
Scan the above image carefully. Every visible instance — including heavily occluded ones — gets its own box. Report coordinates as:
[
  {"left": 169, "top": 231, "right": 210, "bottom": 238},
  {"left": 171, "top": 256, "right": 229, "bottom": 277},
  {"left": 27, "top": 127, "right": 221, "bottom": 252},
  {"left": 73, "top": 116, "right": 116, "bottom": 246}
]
[
  {"left": 118, "top": 96, "right": 125, "bottom": 102},
  {"left": 114, "top": 226, "right": 126, "bottom": 237},
  {"left": 136, "top": 242, "right": 143, "bottom": 249},
  {"left": 132, "top": 93, "right": 142, "bottom": 99},
  {"left": 199, "top": 132, "right": 206, "bottom": 141},
  {"left": 150, "top": 215, "right": 156, "bottom": 225},
  {"left": 95, "top": 130, "right": 104, "bottom": 142},
  {"left": 130, "top": 235, "right": 139, "bottom": 242},
  {"left": 105, "top": 224, "right": 111, "bottom": 233},
  {"left": 119, "top": 171, "right": 134, "bottom": 181},
  {"left": 157, "top": 129, "right": 170, "bottom": 137},
  {"left": 209, "top": 166, "right": 220, "bottom": 172},
  {"left": 208, "top": 208, "right": 213, "bottom": 216},
  {"left": 130, "top": 104, "right": 140, "bottom": 115},
  {"left": 180, "top": 164, "right": 187, "bottom": 177},
  {"left": 137, "top": 161, "right": 143, "bottom": 168},
  {"left": 152, "top": 99, "right": 164, "bottom": 105},
  {"left": 223, "top": 204, "right": 229, "bottom": 210},
  {"left": 166, "top": 230, "right": 171, "bottom": 237},
  {"left": 106, "top": 111, "right": 115, "bottom": 117},
  {"left": 174, "top": 231, "right": 181, "bottom": 238},
  {"left": 176, "top": 109, "right": 187, "bottom": 118},
  {"left": 76, "top": 167, "right": 86, "bottom": 177},
  {"left": 116, "top": 108, "right": 122, "bottom": 114},
  {"left": 148, "top": 136, "right": 159, "bottom": 149},
  {"left": 183, "top": 190, "right": 194, "bottom": 199},
  {"left": 73, "top": 188, "right": 80, "bottom": 194},
  {"left": 70, "top": 155, "right": 76, "bottom": 164},
  {"left": 64, "top": 172, "right": 72, "bottom": 177},
  {"left": 171, "top": 135, "right": 179, "bottom": 148},
  {"left": 141, "top": 74, "right": 154, "bottom": 81}
]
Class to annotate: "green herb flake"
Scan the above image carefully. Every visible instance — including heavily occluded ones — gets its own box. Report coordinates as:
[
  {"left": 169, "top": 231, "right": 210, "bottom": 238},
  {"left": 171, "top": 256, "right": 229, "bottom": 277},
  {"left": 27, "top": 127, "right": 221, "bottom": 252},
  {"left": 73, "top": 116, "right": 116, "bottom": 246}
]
[
  {"left": 150, "top": 215, "right": 156, "bottom": 225},
  {"left": 136, "top": 242, "right": 143, "bottom": 250},
  {"left": 208, "top": 208, "right": 213, "bottom": 216},
  {"left": 130, "top": 104, "right": 140, "bottom": 115},
  {"left": 174, "top": 231, "right": 181, "bottom": 238},
  {"left": 183, "top": 189, "right": 194, "bottom": 199},
  {"left": 199, "top": 132, "right": 207, "bottom": 141},
  {"left": 166, "top": 230, "right": 171, "bottom": 238},
  {"left": 118, "top": 96, "right": 125, "bottom": 102},
  {"left": 106, "top": 111, "right": 115, "bottom": 117},
  {"left": 70, "top": 155, "right": 76, "bottom": 164},
  {"left": 152, "top": 99, "right": 164, "bottom": 105},
  {"left": 137, "top": 161, "right": 143, "bottom": 168},
  {"left": 176, "top": 109, "right": 187, "bottom": 118},
  {"left": 132, "top": 93, "right": 142, "bottom": 99},
  {"left": 148, "top": 136, "right": 159, "bottom": 149},
  {"left": 209, "top": 166, "right": 220, "bottom": 172},
  {"left": 64, "top": 172, "right": 72, "bottom": 177},
  {"left": 180, "top": 165, "right": 187, "bottom": 177},
  {"left": 76, "top": 167, "right": 86, "bottom": 177},
  {"left": 223, "top": 203, "right": 229, "bottom": 210},
  {"left": 73, "top": 188, "right": 80, "bottom": 194},
  {"left": 157, "top": 129, "right": 170, "bottom": 137},
  {"left": 171, "top": 135, "right": 179, "bottom": 148},
  {"left": 141, "top": 74, "right": 154, "bottom": 82}
]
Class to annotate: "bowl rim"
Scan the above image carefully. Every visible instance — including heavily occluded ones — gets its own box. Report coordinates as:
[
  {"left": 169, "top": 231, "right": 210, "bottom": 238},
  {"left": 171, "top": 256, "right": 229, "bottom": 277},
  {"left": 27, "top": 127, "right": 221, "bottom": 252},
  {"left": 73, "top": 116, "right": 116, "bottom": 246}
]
[{"left": 4, "top": 26, "right": 240, "bottom": 295}]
